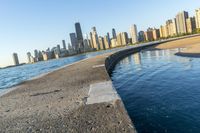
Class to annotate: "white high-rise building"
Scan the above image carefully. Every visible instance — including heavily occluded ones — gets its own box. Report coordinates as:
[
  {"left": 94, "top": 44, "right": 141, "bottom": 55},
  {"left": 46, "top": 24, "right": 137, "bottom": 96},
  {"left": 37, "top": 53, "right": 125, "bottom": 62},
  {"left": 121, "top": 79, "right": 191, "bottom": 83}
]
[
  {"left": 176, "top": 11, "right": 189, "bottom": 34},
  {"left": 130, "top": 24, "right": 138, "bottom": 44},
  {"left": 195, "top": 8, "right": 200, "bottom": 29},
  {"left": 91, "top": 27, "right": 100, "bottom": 50}
]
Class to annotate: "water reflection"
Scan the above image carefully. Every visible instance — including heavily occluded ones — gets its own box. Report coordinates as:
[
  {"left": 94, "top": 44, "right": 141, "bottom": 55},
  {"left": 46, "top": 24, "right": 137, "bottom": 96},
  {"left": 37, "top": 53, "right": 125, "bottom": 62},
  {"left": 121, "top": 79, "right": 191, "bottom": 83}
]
[
  {"left": 133, "top": 53, "right": 141, "bottom": 65},
  {"left": 112, "top": 48, "right": 200, "bottom": 133}
]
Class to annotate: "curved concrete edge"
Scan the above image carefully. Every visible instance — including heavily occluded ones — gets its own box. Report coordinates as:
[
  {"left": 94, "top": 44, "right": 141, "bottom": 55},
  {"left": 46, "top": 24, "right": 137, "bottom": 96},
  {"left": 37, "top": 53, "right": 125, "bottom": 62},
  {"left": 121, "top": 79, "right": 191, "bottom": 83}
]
[
  {"left": 1, "top": 34, "right": 200, "bottom": 132},
  {"left": 105, "top": 34, "right": 200, "bottom": 75}
]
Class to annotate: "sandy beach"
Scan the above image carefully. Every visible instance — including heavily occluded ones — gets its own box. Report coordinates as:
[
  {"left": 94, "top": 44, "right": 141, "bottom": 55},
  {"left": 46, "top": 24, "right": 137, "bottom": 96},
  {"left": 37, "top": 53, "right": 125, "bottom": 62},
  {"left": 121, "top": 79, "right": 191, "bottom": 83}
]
[
  {"left": 154, "top": 35, "right": 200, "bottom": 56},
  {"left": 1, "top": 35, "right": 200, "bottom": 132}
]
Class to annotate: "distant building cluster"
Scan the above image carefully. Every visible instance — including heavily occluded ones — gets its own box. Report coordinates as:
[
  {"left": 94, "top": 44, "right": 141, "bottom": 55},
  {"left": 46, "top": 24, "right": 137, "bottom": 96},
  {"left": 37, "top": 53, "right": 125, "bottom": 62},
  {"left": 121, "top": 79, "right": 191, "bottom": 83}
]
[
  {"left": 138, "top": 8, "right": 200, "bottom": 42},
  {"left": 12, "top": 8, "right": 200, "bottom": 66},
  {"left": 24, "top": 23, "right": 134, "bottom": 65}
]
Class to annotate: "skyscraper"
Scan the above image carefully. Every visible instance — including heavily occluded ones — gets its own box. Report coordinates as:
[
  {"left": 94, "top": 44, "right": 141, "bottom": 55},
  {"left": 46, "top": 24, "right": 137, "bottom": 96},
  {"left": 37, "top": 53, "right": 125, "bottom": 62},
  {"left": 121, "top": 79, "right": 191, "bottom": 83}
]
[
  {"left": 62, "top": 40, "right": 66, "bottom": 50},
  {"left": 160, "top": 25, "right": 168, "bottom": 38},
  {"left": 130, "top": 24, "right": 138, "bottom": 44},
  {"left": 172, "top": 18, "right": 178, "bottom": 35},
  {"left": 27, "top": 52, "right": 31, "bottom": 63},
  {"left": 138, "top": 31, "right": 145, "bottom": 42},
  {"left": 152, "top": 28, "right": 160, "bottom": 40},
  {"left": 195, "top": 8, "right": 200, "bottom": 29},
  {"left": 145, "top": 28, "right": 154, "bottom": 41},
  {"left": 89, "top": 32, "right": 94, "bottom": 49},
  {"left": 107, "top": 32, "right": 111, "bottom": 47},
  {"left": 57, "top": 44, "right": 61, "bottom": 54},
  {"left": 91, "top": 27, "right": 100, "bottom": 50},
  {"left": 70, "top": 33, "right": 78, "bottom": 52},
  {"left": 98, "top": 36, "right": 105, "bottom": 50},
  {"left": 121, "top": 32, "right": 129, "bottom": 45},
  {"left": 75, "top": 22, "right": 84, "bottom": 52},
  {"left": 104, "top": 35, "right": 110, "bottom": 49},
  {"left": 112, "top": 28, "right": 117, "bottom": 39},
  {"left": 176, "top": 11, "right": 189, "bottom": 34},
  {"left": 117, "top": 33, "right": 122, "bottom": 46},
  {"left": 186, "top": 17, "right": 196, "bottom": 33},
  {"left": 166, "top": 20, "right": 173, "bottom": 36},
  {"left": 13, "top": 53, "right": 19, "bottom": 66}
]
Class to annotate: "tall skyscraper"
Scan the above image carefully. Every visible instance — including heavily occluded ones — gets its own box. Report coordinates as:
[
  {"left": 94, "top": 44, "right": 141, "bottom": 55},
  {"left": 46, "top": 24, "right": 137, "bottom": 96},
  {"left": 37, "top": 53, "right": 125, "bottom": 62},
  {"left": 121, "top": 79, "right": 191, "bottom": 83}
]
[
  {"left": 89, "top": 32, "right": 94, "bottom": 49},
  {"left": 75, "top": 22, "right": 84, "bottom": 52},
  {"left": 195, "top": 8, "right": 200, "bottom": 29},
  {"left": 57, "top": 44, "right": 61, "bottom": 54},
  {"left": 98, "top": 36, "right": 105, "bottom": 50},
  {"left": 138, "top": 31, "right": 145, "bottom": 42},
  {"left": 130, "top": 24, "right": 138, "bottom": 44},
  {"left": 117, "top": 33, "right": 122, "bottom": 46},
  {"left": 70, "top": 33, "right": 78, "bottom": 52},
  {"left": 34, "top": 50, "right": 39, "bottom": 59},
  {"left": 91, "top": 27, "right": 100, "bottom": 50},
  {"left": 13, "top": 53, "right": 19, "bottom": 66},
  {"left": 172, "top": 18, "right": 178, "bottom": 35},
  {"left": 145, "top": 28, "right": 154, "bottom": 41},
  {"left": 107, "top": 32, "right": 111, "bottom": 47},
  {"left": 160, "top": 25, "right": 168, "bottom": 38},
  {"left": 186, "top": 17, "right": 196, "bottom": 33},
  {"left": 62, "top": 40, "right": 66, "bottom": 50},
  {"left": 112, "top": 28, "right": 117, "bottom": 39},
  {"left": 121, "top": 32, "right": 129, "bottom": 45},
  {"left": 83, "top": 34, "right": 91, "bottom": 52},
  {"left": 176, "top": 11, "right": 189, "bottom": 34},
  {"left": 166, "top": 20, "right": 173, "bottom": 36},
  {"left": 104, "top": 35, "right": 110, "bottom": 49},
  {"left": 152, "top": 28, "right": 160, "bottom": 40},
  {"left": 27, "top": 52, "right": 31, "bottom": 63},
  {"left": 111, "top": 38, "right": 117, "bottom": 48}
]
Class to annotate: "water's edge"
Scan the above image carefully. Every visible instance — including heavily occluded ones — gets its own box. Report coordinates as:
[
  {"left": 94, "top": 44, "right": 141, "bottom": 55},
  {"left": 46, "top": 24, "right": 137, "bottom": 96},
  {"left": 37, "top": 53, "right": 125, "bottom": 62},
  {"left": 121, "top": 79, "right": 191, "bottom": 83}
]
[{"left": 0, "top": 34, "right": 199, "bottom": 132}]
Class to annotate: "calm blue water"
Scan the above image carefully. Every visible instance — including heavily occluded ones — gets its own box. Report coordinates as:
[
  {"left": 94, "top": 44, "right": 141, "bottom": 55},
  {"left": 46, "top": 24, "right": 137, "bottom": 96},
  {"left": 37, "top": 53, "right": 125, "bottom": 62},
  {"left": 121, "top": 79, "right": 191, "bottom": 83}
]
[
  {"left": 0, "top": 48, "right": 123, "bottom": 95},
  {"left": 111, "top": 49, "right": 200, "bottom": 133}
]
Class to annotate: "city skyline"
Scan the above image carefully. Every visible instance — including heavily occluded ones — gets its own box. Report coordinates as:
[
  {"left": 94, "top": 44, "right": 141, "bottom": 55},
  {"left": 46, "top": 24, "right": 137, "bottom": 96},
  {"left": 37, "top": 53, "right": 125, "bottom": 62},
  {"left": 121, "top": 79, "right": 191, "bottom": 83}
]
[{"left": 0, "top": 0, "right": 199, "bottom": 67}]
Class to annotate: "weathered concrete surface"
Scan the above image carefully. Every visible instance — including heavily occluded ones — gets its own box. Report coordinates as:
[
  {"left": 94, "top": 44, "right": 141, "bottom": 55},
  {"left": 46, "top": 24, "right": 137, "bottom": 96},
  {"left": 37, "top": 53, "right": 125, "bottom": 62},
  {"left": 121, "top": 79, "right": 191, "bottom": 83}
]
[
  {"left": 87, "top": 81, "right": 120, "bottom": 105},
  {"left": 1, "top": 34, "right": 198, "bottom": 132},
  {"left": 0, "top": 54, "right": 136, "bottom": 133}
]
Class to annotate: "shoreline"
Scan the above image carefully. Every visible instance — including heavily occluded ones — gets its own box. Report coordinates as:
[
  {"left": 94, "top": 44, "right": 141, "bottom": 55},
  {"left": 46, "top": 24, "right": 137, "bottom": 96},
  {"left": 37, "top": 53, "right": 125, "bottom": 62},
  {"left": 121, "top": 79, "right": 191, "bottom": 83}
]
[{"left": 1, "top": 35, "right": 200, "bottom": 132}]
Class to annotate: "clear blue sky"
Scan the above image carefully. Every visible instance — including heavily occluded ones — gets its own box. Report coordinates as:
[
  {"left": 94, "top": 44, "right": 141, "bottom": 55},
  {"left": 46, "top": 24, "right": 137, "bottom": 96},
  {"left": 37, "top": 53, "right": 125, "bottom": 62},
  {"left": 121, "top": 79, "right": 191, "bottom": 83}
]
[{"left": 0, "top": 0, "right": 199, "bottom": 67}]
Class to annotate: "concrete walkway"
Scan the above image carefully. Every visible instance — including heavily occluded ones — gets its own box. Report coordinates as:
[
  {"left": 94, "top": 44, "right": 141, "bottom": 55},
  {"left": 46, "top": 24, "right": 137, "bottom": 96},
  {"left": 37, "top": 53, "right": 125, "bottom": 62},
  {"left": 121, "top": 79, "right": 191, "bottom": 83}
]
[{"left": 0, "top": 53, "right": 136, "bottom": 133}]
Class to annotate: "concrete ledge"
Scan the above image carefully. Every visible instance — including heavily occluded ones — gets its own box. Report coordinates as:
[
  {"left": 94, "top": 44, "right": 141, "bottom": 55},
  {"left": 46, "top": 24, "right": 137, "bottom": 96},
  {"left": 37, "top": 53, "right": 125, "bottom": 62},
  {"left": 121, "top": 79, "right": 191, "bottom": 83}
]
[{"left": 0, "top": 34, "right": 199, "bottom": 132}]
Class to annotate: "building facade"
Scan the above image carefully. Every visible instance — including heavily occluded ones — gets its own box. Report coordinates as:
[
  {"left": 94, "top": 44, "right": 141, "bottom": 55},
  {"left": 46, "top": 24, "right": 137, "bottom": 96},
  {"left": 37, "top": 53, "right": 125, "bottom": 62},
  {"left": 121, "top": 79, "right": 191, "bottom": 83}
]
[
  {"left": 75, "top": 22, "right": 84, "bottom": 52},
  {"left": 91, "top": 27, "right": 100, "bottom": 50},
  {"left": 130, "top": 24, "right": 138, "bottom": 44},
  {"left": 195, "top": 8, "right": 200, "bottom": 29},
  {"left": 121, "top": 32, "right": 129, "bottom": 45},
  {"left": 145, "top": 28, "right": 154, "bottom": 41},
  {"left": 112, "top": 28, "right": 117, "bottom": 39},
  {"left": 152, "top": 28, "right": 160, "bottom": 40},
  {"left": 176, "top": 11, "right": 189, "bottom": 34},
  {"left": 138, "top": 31, "right": 145, "bottom": 42},
  {"left": 13, "top": 53, "right": 19, "bottom": 66},
  {"left": 70, "top": 33, "right": 78, "bottom": 52},
  {"left": 186, "top": 17, "right": 196, "bottom": 33}
]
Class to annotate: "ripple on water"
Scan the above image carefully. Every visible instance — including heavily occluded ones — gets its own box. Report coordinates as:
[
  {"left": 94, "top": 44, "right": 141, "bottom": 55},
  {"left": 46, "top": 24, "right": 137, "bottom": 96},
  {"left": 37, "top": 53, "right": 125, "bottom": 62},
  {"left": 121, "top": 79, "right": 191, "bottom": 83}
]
[{"left": 111, "top": 49, "right": 200, "bottom": 133}]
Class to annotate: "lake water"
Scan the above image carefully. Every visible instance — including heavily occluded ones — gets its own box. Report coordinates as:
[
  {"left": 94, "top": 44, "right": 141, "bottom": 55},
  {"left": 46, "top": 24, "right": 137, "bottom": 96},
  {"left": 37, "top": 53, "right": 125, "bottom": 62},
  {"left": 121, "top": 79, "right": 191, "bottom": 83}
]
[
  {"left": 111, "top": 49, "right": 200, "bottom": 133},
  {"left": 0, "top": 48, "right": 123, "bottom": 95}
]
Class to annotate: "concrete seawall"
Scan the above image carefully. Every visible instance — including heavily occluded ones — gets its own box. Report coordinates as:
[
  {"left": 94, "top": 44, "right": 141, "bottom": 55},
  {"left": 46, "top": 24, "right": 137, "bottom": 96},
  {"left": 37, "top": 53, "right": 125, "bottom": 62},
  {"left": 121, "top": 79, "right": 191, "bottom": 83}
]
[
  {"left": 0, "top": 51, "right": 136, "bottom": 132},
  {"left": 0, "top": 34, "right": 199, "bottom": 132},
  {"left": 106, "top": 34, "right": 200, "bottom": 75}
]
